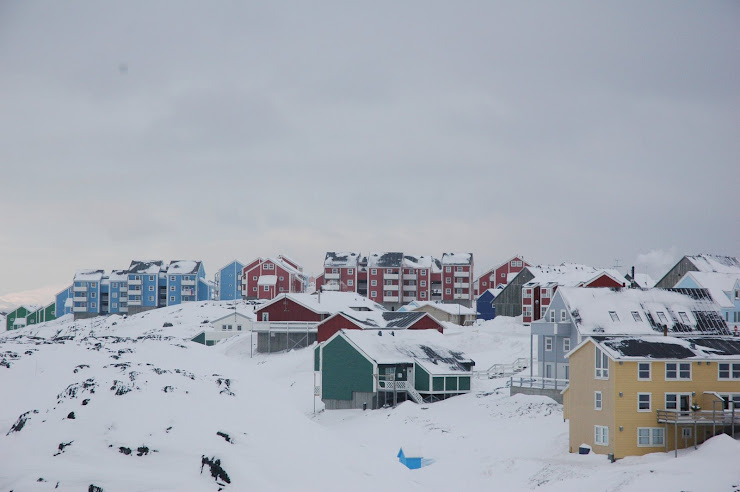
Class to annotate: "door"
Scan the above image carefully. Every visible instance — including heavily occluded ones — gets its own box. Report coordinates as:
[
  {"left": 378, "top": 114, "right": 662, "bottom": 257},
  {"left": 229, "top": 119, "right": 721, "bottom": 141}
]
[
  {"left": 545, "top": 363, "right": 553, "bottom": 379},
  {"left": 679, "top": 394, "right": 691, "bottom": 412}
]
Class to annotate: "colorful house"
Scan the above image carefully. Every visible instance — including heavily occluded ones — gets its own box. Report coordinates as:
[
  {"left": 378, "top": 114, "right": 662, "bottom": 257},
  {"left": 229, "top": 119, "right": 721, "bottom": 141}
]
[
  {"left": 5, "top": 305, "right": 40, "bottom": 330},
  {"left": 55, "top": 285, "right": 74, "bottom": 318},
  {"left": 563, "top": 336, "right": 740, "bottom": 459},
  {"left": 165, "top": 260, "right": 209, "bottom": 306},
  {"left": 73, "top": 270, "right": 105, "bottom": 320},
  {"left": 655, "top": 254, "right": 740, "bottom": 289},
  {"left": 476, "top": 288, "right": 502, "bottom": 321},
  {"left": 127, "top": 260, "right": 165, "bottom": 314},
  {"left": 215, "top": 260, "right": 245, "bottom": 301},
  {"left": 316, "top": 310, "right": 444, "bottom": 343},
  {"left": 473, "top": 255, "right": 530, "bottom": 296},
  {"left": 242, "top": 256, "right": 307, "bottom": 300},
  {"left": 107, "top": 270, "right": 129, "bottom": 315},
  {"left": 399, "top": 300, "right": 477, "bottom": 326},
  {"left": 315, "top": 329, "right": 475, "bottom": 410},
  {"left": 674, "top": 271, "right": 740, "bottom": 335}
]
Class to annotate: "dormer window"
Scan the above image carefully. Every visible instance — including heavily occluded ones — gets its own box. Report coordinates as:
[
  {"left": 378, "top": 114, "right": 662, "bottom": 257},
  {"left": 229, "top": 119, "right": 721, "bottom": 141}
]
[
  {"left": 609, "top": 311, "right": 620, "bottom": 322},
  {"left": 678, "top": 312, "right": 690, "bottom": 323},
  {"left": 656, "top": 311, "right": 669, "bottom": 324},
  {"left": 631, "top": 311, "right": 642, "bottom": 322}
]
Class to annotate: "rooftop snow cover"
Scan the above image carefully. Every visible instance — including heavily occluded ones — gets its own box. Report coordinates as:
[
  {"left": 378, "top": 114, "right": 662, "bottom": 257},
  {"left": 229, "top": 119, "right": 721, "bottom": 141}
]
[
  {"left": 591, "top": 336, "right": 740, "bottom": 360},
  {"left": 687, "top": 254, "right": 740, "bottom": 274},
  {"left": 258, "top": 292, "right": 386, "bottom": 316},
  {"left": 555, "top": 287, "right": 730, "bottom": 336},
  {"left": 257, "top": 275, "right": 278, "bottom": 286},
  {"left": 341, "top": 329, "right": 473, "bottom": 374},
  {"left": 108, "top": 270, "right": 128, "bottom": 282},
  {"left": 404, "top": 301, "right": 477, "bottom": 316},
  {"left": 128, "top": 260, "right": 164, "bottom": 274},
  {"left": 74, "top": 269, "right": 104, "bottom": 281},
  {"left": 402, "top": 255, "right": 435, "bottom": 268},
  {"left": 525, "top": 263, "right": 626, "bottom": 287},
  {"left": 441, "top": 253, "right": 472, "bottom": 265},
  {"left": 324, "top": 252, "right": 359, "bottom": 268},
  {"left": 680, "top": 272, "right": 740, "bottom": 308},
  {"left": 269, "top": 257, "right": 307, "bottom": 279},
  {"left": 367, "top": 252, "right": 404, "bottom": 268},
  {"left": 632, "top": 273, "right": 655, "bottom": 289},
  {"left": 167, "top": 260, "right": 201, "bottom": 275},
  {"left": 340, "top": 311, "right": 430, "bottom": 329}
]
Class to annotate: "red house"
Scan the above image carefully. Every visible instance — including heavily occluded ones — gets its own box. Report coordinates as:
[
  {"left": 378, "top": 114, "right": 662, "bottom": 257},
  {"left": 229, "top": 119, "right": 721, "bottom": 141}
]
[
  {"left": 241, "top": 256, "right": 306, "bottom": 300},
  {"left": 316, "top": 310, "right": 445, "bottom": 343},
  {"left": 474, "top": 255, "right": 531, "bottom": 296},
  {"left": 254, "top": 291, "right": 384, "bottom": 323}
]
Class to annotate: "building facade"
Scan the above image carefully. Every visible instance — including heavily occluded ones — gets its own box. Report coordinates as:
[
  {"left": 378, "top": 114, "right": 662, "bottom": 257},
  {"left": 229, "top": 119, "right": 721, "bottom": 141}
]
[
  {"left": 473, "top": 255, "right": 530, "bottom": 296},
  {"left": 215, "top": 260, "right": 245, "bottom": 301}
]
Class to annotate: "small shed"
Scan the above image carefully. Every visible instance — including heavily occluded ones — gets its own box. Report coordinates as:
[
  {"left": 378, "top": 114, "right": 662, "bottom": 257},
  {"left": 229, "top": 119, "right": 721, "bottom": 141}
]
[{"left": 476, "top": 288, "right": 501, "bottom": 321}]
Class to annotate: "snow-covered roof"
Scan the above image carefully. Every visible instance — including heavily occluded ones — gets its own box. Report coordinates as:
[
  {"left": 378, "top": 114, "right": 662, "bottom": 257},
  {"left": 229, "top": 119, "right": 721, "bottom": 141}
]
[
  {"left": 341, "top": 329, "right": 474, "bottom": 374},
  {"left": 590, "top": 335, "right": 740, "bottom": 361},
  {"left": 324, "top": 252, "right": 360, "bottom": 268},
  {"left": 128, "top": 260, "right": 164, "bottom": 275},
  {"left": 257, "top": 291, "right": 386, "bottom": 316},
  {"left": 554, "top": 287, "right": 730, "bottom": 337},
  {"left": 74, "top": 269, "right": 104, "bottom": 281},
  {"left": 403, "top": 301, "right": 477, "bottom": 316},
  {"left": 167, "top": 260, "right": 201, "bottom": 275},
  {"left": 632, "top": 273, "right": 655, "bottom": 289},
  {"left": 367, "top": 252, "right": 404, "bottom": 268},
  {"left": 402, "top": 255, "right": 435, "bottom": 269},
  {"left": 109, "top": 270, "right": 129, "bottom": 282},
  {"left": 268, "top": 257, "right": 305, "bottom": 278},
  {"left": 209, "top": 311, "right": 256, "bottom": 324},
  {"left": 441, "top": 253, "right": 472, "bottom": 266},
  {"left": 525, "top": 264, "right": 626, "bottom": 288},
  {"left": 679, "top": 272, "right": 740, "bottom": 308},
  {"left": 339, "top": 311, "right": 431, "bottom": 329},
  {"left": 257, "top": 275, "right": 277, "bottom": 286},
  {"left": 687, "top": 254, "right": 740, "bottom": 274}
]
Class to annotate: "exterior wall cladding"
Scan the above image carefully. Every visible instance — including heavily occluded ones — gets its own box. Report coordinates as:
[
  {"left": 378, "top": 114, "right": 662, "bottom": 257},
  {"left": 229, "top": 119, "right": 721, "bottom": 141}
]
[
  {"left": 256, "top": 299, "right": 326, "bottom": 323},
  {"left": 316, "top": 313, "right": 443, "bottom": 343},
  {"left": 242, "top": 258, "right": 304, "bottom": 301}
]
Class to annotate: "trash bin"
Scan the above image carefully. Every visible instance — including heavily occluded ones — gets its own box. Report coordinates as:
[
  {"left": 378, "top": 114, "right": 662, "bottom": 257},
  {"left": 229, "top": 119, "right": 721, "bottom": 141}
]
[
  {"left": 578, "top": 444, "right": 591, "bottom": 455},
  {"left": 608, "top": 453, "right": 615, "bottom": 463},
  {"left": 362, "top": 402, "right": 367, "bottom": 411}
]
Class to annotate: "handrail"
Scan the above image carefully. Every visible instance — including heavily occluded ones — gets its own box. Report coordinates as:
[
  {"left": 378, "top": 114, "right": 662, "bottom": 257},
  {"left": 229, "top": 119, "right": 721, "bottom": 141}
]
[
  {"left": 508, "top": 376, "right": 569, "bottom": 390},
  {"left": 656, "top": 409, "right": 740, "bottom": 425},
  {"left": 473, "top": 357, "right": 530, "bottom": 379}
]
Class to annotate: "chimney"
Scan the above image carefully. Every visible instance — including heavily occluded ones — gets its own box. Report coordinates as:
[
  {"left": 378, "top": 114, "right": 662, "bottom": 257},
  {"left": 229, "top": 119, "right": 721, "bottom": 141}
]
[
  {"left": 663, "top": 325, "right": 668, "bottom": 337},
  {"left": 318, "top": 287, "right": 321, "bottom": 304},
  {"left": 631, "top": 266, "right": 635, "bottom": 280}
]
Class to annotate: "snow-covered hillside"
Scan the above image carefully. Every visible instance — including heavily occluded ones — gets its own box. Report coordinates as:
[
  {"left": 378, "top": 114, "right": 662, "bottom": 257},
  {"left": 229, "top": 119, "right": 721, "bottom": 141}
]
[{"left": 1, "top": 303, "right": 738, "bottom": 491}]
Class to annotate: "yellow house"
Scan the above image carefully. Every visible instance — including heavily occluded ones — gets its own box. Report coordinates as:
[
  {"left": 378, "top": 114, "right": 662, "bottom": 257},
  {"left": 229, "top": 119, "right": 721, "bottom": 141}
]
[{"left": 564, "top": 335, "right": 740, "bottom": 459}]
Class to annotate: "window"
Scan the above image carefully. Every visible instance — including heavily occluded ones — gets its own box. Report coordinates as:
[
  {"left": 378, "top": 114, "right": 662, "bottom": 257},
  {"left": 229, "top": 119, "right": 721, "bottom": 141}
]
[
  {"left": 112, "top": 292, "right": 118, "bottom": 298},
  {"left": 263, "top": 286, "right": 269, "bottom": 291},
  {"left": 666, "top": 362, "right": 691, "bottom": 380},
  {"left": 370, "top": 291, "right": 377, "bottom": 297},
  {"left": 445, "top": 288, "right": 451, "bottom": 295},
  {"left": 420, "top": 280, "right": 426, "bottom": 287},
  {"left": 227, "top": 325, "right": 232, "bottom": 331},
  {"left": 91, "top": 282, "right": 97, "bottom": 288},
  {"left": 594, "top": 426, "right": 608, "bottom": 446},
  {"left": 170, "top": 276, "right": 176, "bottom": 281},
  {"left": 594, "top": 391, "right": 602, "bottom": 410},
  {"left": 170, "top": 296, "right": 175, "bottom": 302},
  {"left": 561, "top": 310, "right": 567, "bottom": 322},
  {"left": 112, "top": 303, "right": 117, "bottom": 309},
  {"left": 656, "top": 311, "right": 669, "bottom": 324},
  {"left": 523, "top": 288, "right": 532, "bottom": 299},
  {"left": 563, "top": 338, "right": 571, "bottom": 352},
  {"left": 421, "top": 269, "right": 426, "bottom": 275},
  {"left": 595, "top": 347, "right": 609, "bottom": 379},
  {"left": 545, "top": 337, "right": 553, "bottom": 351},
  {"left": 252, "top": 276, "right": 257, "bottom": 280},
  {"left": 387, "top": 268, "right": 392, "bottom": 274},
  {"left": 91, "top": 292, "right": 96, "bottom": 298},
  {"left": 718, "top": 363, "right": 740, "bottom": 380},
  {"left": 148, "top": 275, "right": 154, "bottom": 281},
  {"left": 609, "top": 311, "right": 620, "bottom": 322},
  {"left": 501, "top": 273, "right": 506, "bottom": 278},
  {"left": 222, "top": 324, "right": 227, "bottom": 331},
  {"left": 420, "top": 292, "right": 426, "bottom": 298},
  {"left": 371, "top": 269, "right": 377, "bottom": 275},
  {"left": 149, "top": 285, "right": 154, "bottom": 291},
  {"left": 541, "top": 306, "right": 548, "bottom": 317},
  {"left": 262, "top": 313, "right": 269, "bottom": 321},
  {"left": 678, "top": 312, "right": 690, "bottom": 323},
  {"left": 638, "top": 362, "right": 651, "bottom": 380},
  {"left": 264, "top": 263, "right": 274, "bottom": 270},
  {"left": 638, "top": 428, "right": 664, "bottom": 447},
  {"left": 522, "top": 306, "right": 532, "bottom": 318},
  {"left": 665, "top": 394, "right": 677, "bottom": 410},
  {"left": 549, "top": 310, "right": 555, "bottom": 322},
  {"left": 279, "top": 276, "right": 284, "bottom": 281},
  {"left": 347, "top": 279, "right": 354, "bottom": 286},
  {"left": 252, "top": 287, "right": 257, "bottom": 292},
  {"left": 332, "top": 268, "right": 338, "bottom": 274},
  {"left": 384, "top": 291, "right": 393, "bottom": 297},
  {"left": 511, "top": 260, "right": 516, "bottom": 267},
  {"left": 148, "top": 296, "right": 154, "bottom": 302},
  {"left": 170, "top": 286, "right": 175, "bottom": 291},
  {"left": 456, "top": 266, "right": 463, "bottom": 272},
  {"left": 446, "top": 267, "right": 451, "bottom": 273},
  {"left": 348, "top": 268, "right": 353, "bottom": 275},
  {"left": 279, "top": 287, "right": 284, "bottom": 292},
  {"left": 446, "top": 278, "right": 451, "bottom": 284},
  {"left": 237, "top": 325, "right": 242, "bottom": 331},
  {"left": 91, "top": 302, "right": 96, "bottom": 308},
  {"left": 682, "top": 428, "right": 692, "bottom": 439},
  {"left": 631, "top": 311, "right": 642, "bottom": 322},
  {"left": 638, "top": 393, "right": 651, "bottom": 411},
  {"left": 371, "top": 280, "right": 377, "bottom": 286},
  {"left": 541, "top": 289, "right": 549, "bottom": 298}
]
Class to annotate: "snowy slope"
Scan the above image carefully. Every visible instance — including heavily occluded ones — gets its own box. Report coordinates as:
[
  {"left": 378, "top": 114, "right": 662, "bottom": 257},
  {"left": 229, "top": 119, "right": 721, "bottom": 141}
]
[{"left": 1, "top": 306, "right": 739, "bottom": 491}]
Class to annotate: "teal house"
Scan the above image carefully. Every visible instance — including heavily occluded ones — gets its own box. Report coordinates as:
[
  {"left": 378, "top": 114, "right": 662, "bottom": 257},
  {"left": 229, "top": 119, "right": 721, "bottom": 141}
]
[{"left": 315, "top": 329, "right": 474, "bottom": 410}]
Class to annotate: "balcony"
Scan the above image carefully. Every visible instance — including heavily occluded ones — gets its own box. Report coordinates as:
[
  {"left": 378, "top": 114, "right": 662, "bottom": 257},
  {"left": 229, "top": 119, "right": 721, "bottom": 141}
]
[
  {"left": 73, "top": 306, "right": 87, "bottom": 313},
  {"left": 322, "top": 283, "right": 340, "bottom": 291},
  {"left": 402, "top": 296, "right": 416, "bottom": 302},
  {"left": 73, "top": 294, "right": 87, "bottom": 301},
  {"left": 128, "top": 279, "right": 142, "bottom": 286},
  {"left": 181, "top": 289, "right": 195, "bottom": 296},
  {"left": 119, "top": 286, "right": 127, "bottom": 292},
  {"left": 73, "top": 285, "right": 87, "bottom": 293},
  {"left": 128, "top": 299, "right": 141, "bottom": 306},
  {"left": 404, "top": 274, "right": 417, "bottom": 280},
  {"left": 383, "top": 296, "right": 400, "bottom": 302},
  {"left": 383, "top": 284, "right": 399, "bottom": 291},
  {"left": 403, "top": 284, "right": 417, "bottom": 291},
  {"left": 454, "top": 282, "right": 469, "bottom": 289},
  {"left": 384, "top": 273, "right": 399, "bottom": 280},
  {"left": 325, "top": 273, "right": 340, "bottom": 280},
  {"left": 181, "top": 279, "right": 195, "bottom": 286},
  {"left": 454, "top": 293, "right": 469, "bottom": 300}
]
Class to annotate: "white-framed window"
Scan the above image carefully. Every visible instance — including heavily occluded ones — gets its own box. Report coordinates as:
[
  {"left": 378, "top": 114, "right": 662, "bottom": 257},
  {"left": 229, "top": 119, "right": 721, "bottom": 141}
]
[
  {"left": 384, "top": 291, "right": 393, "bottom": 297},
  {"left": 541, "top": 306, "right": 548, "bottom": 317},
  {"left": 561, "top": 310, "right": 567, "bottom": 322},
  {"left": 420, "top": 292, "right": 426, "bottom": 298},
  {"left": 656, "top": 311, "right": 669, "bottom": 324},
  {"left": 371, "top": 269, "right": 377, "bottom": 275},
  {"left": 279, "top": 276, "right": 284, "bottom": 281},
  {"left": 112, "top": 303, "right": 117, "bottom": 309},
  {"left": 237, "top": 325, "right": 242, "bottom": 331},
  {"left": 420, "top": 280, "right": 426, "bottom": 287},
  {"left": 594, "top": 391, "right": 602, "bottom": 410},
  {"left": 638, "top": 362, "right": 651, "bottom": 380},
  {"left": 718, "top": 363, "right": 740, "bottom": 380},
  {"left": 279, "top": 287, "right": 284, "bottom": 292},
  {"left": 522, "top": 306, "right": 533, "bottom": 318},
  {"left": 446, "top": 267, "right": 451, "bottom": 273},
  {"left": 170, "top": 286, "right": 175, "bottom": 291},
  {"left": 91, "top": 282, "right": 97, "bottom": 288},
  {"left": 170, "top": 296, "right": 175, "bottom": 302},
  {"left": 631, "top": 311, "right": 642, "bottom": 322},
  {"left": 545, "top": 337, "right": 553, "bottom": 351},
  {"left": 252, "top": 287, "right": 257, "bottom": 292},
  {"left": 595, "top": 346, "right": 609, "bottom": 379},
  {"left": 149, "top": 285, "right": 154, "bottom": 291},
  {"left": 563, "top": 338, "right": 571, "bottom": 352},
  {"left": 609, "top": 311, "right": 620, "bottom": 322},
  {"left": 262, "top": 313, "right": 269, "bottom": 321},
  {"left": 549, "top": 310, "right": 555, "bottom": 322},
  {"left": 222, "top": 324, "right": 227, "bottom": 331},
  {"left": 91, "top": 302, "right": 96, "bottom": 308},
  {"left": 445, "top": 288, "right": 451, "bottom": 295},
  {"left": 523, "top": 288, "right": 532, "bottom": 298},
  {"left": 331, "top": 268, "right": 338, "bottom": 274},
  {"left": 263, "top": 286, "right": 269, "bottom": 292},
  {"left": 112, "top": 292, "right": 118, "bottom": 298},
  {"left": 252, "top": 276, "right": 257, "bottom": 280},
  {"left": 170, "top": 276, "right": 176, "bottom": 281},
  {"left": 638, "top": 393, "right": 651, "bottom": 411},
  {"left": 91, "top": 292, "right": 96, "bottom": 298},
  {"left": 148, "top": 296, "right": 154, "bottom": 301},
  {"left": 264, "top": 263, "right": 274, "bottom": 270},
  {"left": 420, "top": 269, "right": 427, "bottom": 275},
  {"left": 347, "top": 268, "right": 353, "bottom": 275},
  {"left": 387, "top": 268, "right": 393, "bottom": 274},
  {"left": 370, "top": 291, "right": 377, "bottom": 297},
  {"left": 678, "top": 312, "right": 690, "bottom": 323},
  {"left": 511, "top": 260, "right": 517, "bottom": 267},
  {"left": 666, "top": 362, "right": 691, "bottom": 380},
  {"left": 594, "top": 425, "right": 608, "bottom": 446},
  {"left": 665, "top": 393, "right": 678, "bottom": 410},
  {"left": 371, "top": 280, "right": 377, "bottom": 286},
  {"left": 446, "top": 278, "right": 451, "bottom": 284},
  {"left": 347, "top": 279, "right": 354, "bottom": 286},
  {"left": 541, "top": 289, "right": 549, "bottom": 298},
  {"left": 638, "top": 427, "right": 664, "bottom": 447}
]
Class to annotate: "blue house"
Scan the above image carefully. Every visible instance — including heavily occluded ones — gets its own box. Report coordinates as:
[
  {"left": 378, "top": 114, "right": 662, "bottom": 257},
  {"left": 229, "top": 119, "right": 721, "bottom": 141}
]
[
  {"left": 165, "top": 260, "right": 209, "bottom": 306},
  {"left": 476, "top": 288, "right": 502, "bottom": 321},
  {"left": 674, "top": 272, "right": 740, "bottom": 335},
  {"left": 127, "top": 260, "right": 165, "bottom": 315},
  {"left": 73, "top": 270, "right": 105, "bottom": 320},
  {"left": 215, "top": 260, "right": 245, "bottom": 301},
  {"left": 107, "top": 270, "right": 129, "bottom": 315},
  {"left": 55, "top": 285, "right": 74, "bottom": 318}
]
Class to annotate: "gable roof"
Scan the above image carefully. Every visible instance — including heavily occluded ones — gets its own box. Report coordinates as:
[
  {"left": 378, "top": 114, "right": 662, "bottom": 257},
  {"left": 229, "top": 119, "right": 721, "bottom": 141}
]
[
  {"left": 677, "top": 271, "right": 740, "bottom": 308},
  {"left": 367, "top": 252, "right": 404, "bottom": 268},
  {"left": 402, "top": 301, "right": 477, "bottom": 316},
  {"left": 167, "top": 260, "right": 202, "bottom": 275},
  {"left": 74, "top": 269, "right": 104, "bottom": 282},
  {"left": 589, "top": 335, "right": 740, "bottom": 360},
  {"left": 128, "top": 260, "right": 164, "bottom": 275},
  {"left": 339, "top": 329, "right": 473, "bottom": 373},
  {"left": 553, "top": 287, "right": 730, "bottom": 337},
  {"left": 257, "top": 291, "right": 385, "bottom": 316},
  {"left": 324, "top": 252, "right": 360, "bottom": 268},
  {"left": 524, "top": 264, "right": 626, "bottom": 288},
  {"left": 441, "top": 253, "right": 473, "bottom": 266},
  {"left": 402, "top": 255, "right": 435, "bottom": 269},
  {"left": 474, "top": 255, "right": 529, "bottom": 283},
  {"left": 686, "top": 254, "right": 740, "bottom": 274}
]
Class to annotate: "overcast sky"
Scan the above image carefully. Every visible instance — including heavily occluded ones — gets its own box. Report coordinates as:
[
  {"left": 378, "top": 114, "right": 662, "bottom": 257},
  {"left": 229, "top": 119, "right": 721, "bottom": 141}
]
[{"left": 0, "top": 1, "right": 738, "bottom": 308}]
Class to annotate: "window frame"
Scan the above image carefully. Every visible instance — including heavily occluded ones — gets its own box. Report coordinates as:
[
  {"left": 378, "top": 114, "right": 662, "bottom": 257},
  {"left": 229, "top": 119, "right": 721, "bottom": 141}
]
[
  {"left": 594, "top": 425, "right": 609, "bottom": 446},
  {"left": 637, "top": 427, "right": 664, "bottom": 447},
  {"left": 594, "top": 391, "right": 602, "bottom": 410},
  {"left": 595, "top": 346, "right": 609, "bottom": 379},
  {"left": 544, "top": 337, "right": 553, "bottom": 351},
  {"left": 665, "top": 362, "right": 691, "bottom": 381},
  {"left": 638, "top": 362, "right": 651, "bottom": 380},
  {"left": 637, "top": 393, "right": 651, "bottom": 412},
  {"left": 718, "top": 362, "right": 740, "bottom": 380}
]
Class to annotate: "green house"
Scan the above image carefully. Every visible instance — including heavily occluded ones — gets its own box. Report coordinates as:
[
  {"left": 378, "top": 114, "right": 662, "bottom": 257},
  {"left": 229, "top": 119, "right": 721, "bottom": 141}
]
[
  {"left": 5, "top": 303, "right": 56, "bottom": 331},
  {"left": 315, "top": 329, "right": 475, "bottom": 410}
]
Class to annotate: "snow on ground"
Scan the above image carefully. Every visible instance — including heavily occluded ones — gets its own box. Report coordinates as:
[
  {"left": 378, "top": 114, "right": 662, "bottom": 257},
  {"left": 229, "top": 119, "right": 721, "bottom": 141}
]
[{"left": 1, "top": 304, "right": 738, "bottom": 491}]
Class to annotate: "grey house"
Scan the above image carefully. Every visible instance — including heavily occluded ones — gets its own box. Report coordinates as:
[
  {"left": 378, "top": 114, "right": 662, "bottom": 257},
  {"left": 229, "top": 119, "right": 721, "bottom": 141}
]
[{"left": 655, "top": 254, "right": 740, "bottom": 289}]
